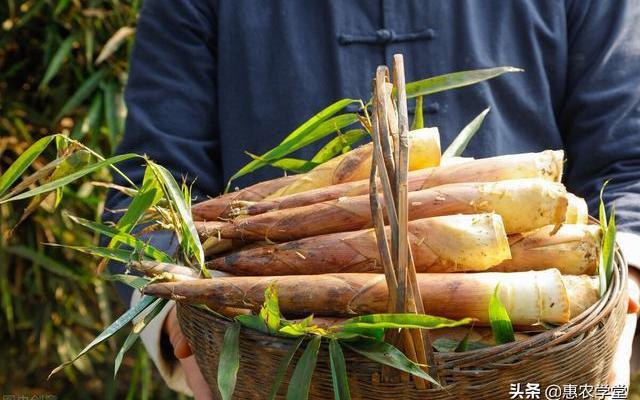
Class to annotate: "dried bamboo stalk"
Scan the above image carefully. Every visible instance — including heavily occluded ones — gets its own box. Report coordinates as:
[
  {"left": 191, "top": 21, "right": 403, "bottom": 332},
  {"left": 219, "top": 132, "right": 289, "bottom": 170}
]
[
  {"left": 393, "top": 54, "right": 433, "bottom": 386},
  {"left": 143, "top": 269, "right": 582, "bottom": 325},
  {"left": 205, "top": 214, "right": 511, "bottom": 275},
  {"left": 266, "top": 128, "right": 440, "bottom": 198},
  {"left": 196, "top": 179, "right": 568, "bottom": 242},
  {"left": 490, "top": 224, "right": 601, "bottom": 275},
  {"left": 232, "top": 150, "right": 564, "bottom": 216}
]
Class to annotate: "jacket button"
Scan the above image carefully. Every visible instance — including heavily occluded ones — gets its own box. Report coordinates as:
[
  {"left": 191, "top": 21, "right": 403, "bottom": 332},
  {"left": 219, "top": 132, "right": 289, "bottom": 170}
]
[
  {"left": 376, "top": 29, "right": 393, "bottom": 43},
  {"left": 426, "top": 102, "right": 440, "bottom": 114}
]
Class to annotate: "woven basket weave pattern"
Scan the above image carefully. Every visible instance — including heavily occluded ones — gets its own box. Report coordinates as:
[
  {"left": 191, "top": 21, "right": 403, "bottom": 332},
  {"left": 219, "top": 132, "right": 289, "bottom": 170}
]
[{"left": 177, "top": 251, "right": 627, "bottom": 399}]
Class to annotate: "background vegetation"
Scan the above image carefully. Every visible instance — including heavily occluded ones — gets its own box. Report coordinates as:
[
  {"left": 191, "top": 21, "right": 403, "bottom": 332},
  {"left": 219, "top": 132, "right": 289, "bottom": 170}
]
[{"left": 0, "top": 1, "right": 178, "bottom": 398}]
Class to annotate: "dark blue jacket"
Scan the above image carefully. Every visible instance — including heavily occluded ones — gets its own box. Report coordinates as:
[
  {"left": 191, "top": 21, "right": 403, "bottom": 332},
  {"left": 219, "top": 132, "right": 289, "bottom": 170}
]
[{"left": 107, "top": 0, "right": 640, "bottom": 249}]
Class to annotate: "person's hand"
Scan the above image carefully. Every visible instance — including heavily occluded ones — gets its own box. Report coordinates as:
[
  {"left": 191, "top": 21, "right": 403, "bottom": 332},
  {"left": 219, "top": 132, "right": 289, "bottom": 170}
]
[
  {"left": 609, "top": 268, "right": 640, "bottom": 387},
  {"left": 164, "top": 306, "right": 214, "bottom": 400}
]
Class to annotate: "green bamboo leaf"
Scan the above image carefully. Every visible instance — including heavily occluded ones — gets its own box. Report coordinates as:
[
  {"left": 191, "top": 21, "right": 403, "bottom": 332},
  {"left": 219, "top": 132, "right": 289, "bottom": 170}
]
[
  {"left": 246, "top": 154, "right": 318, "bottom": 174},
  {"left": 49, "top": 244, "right": 140, "bottom": 264},
  {"left": 286, "top": 336, "right": 321, "bottom": 400},
  {"left": 599, "top": 205, "right": 617, "bottom": 297},
  {"left": 0, "top": 135, "right": 55, "bottom": 197},
  {"left": 115, "top": 167, "right": 164, "bottom": 233},
  {"left": 311, "top": 129, "right": 367, "bottom": 164},
  {"left": 454, "top": 330, "right": 471, "bottom": 352},
  {"left": 67, "top": 215, "right": 172, "bottom": 263},
  {"left": 49, "top": 150, "right": 92, "bottom": 208},
  {"left": 148, "top": 162, "right": 206, "bottom": 272},
  {"left": 5, "top": 245, "right": 85, "bottom": 282},
  {"left": 226, "top": 99, "right": 358, "bottom": 189},
  {"left": 329, "top": 339, "right": 351, "bottom": 400},
  {"left": 411, "top": 96, "right": 424, "bottom": 130},
  {"left": 443, "top": 107, "right": 490, "bottom": 158},
  {"left": 218, "top": 322, "right": 241, "bottom": 400},
  {"left": 39, "top": 35, "right": 75, "bottom": 90},
  {"left": 344, "top": 339, "right": 439, "bottom": 386},
  {"left": 103, "top": 80, "right": 119, "bottom": 149},
  {"left": 259, "top": 284, "right": 281, "bottom": 333},
  {"left": 48, "top": 295, "right": 157, "bottom": 378},
  {"left": 489, "top": 284, "right": 515, "bottom": 344},
  {"left": 599, "top": 180, "right": 611, "bottom": 232},
  {"left": 0, "top": 153, "right": 139, "bottom": 203},
  {"left": 341, "top": 313, "right": 473, "bottom": 331},
  {"left": 109, "top": 274, "right": 150, "bottom": 290},
  {"left": 268, "top": 337, "right": 304, "bottom": 400},
  {"left": 235, "top": 314, "right": 269, "bottom": 334},
  {"left": 114, "top": 298, "right": 168, "bottom": 377},
  {"left": 405, "top": 67, "right": 523, "bottom": 99},
  {"left": 54, "top": 68, "right": 108, "bottom": 122}
]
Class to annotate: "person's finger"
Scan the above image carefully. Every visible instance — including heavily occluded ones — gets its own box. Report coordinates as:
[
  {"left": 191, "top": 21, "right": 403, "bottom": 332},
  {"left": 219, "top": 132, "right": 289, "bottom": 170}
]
[
  {"left": 173, "top": 332, "right": 193, "bottom": 359},
  {"left": 179, "top": 355, "right": 214, "bottom": 400},
  {"left": 164, "top": 306, "right": 194, "bottom": 358}
]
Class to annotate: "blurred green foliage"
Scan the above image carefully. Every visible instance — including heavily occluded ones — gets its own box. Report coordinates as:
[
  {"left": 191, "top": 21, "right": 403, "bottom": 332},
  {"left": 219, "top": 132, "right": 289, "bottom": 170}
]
[{"left": 0, "top": 1, "right": 179, "bottom": 398}]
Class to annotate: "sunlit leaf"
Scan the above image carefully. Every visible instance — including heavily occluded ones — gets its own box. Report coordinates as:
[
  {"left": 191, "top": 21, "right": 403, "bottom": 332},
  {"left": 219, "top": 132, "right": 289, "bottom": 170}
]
[
  {"left": 443, "top": 107, "right": 490, "bottom": 158},
  {"left": 259, "top": 283, "right": 281, "bottom": 333},
  {"left": 95, "top": 26, "right": 135, "bottom": 65},
  {"left": 404, "top": 67, "right": 523, "bottom": 99},
  {"left": 311, "top": 129, "right": 367, "bottom": 164},
  {"left": 341, "top": 313, "right": 473, "bottom": 331},
  {"left": 148, "top": 161, "right": 206, "bottom": 273},
  {"left": 0, "top": 153, "right": 139, "bottom": 203},
  {"left": 411, "top": 96, "right": 424, "bottom": 130},
  {"left": 0, "top": 135, "right": 55, "bottom": 197},
  {"left": 227, "top": 99, "right": 358, "bottom": 190},
  {"left": 599, "top": 206, "right": 617, "bottom": 297},
  {"left": 488, "top": 284, "right": 515, "bottom": 344}
]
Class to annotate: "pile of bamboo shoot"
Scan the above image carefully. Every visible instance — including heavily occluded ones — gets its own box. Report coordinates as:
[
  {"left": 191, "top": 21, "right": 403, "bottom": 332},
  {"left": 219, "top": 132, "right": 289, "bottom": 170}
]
[{"left": 144, "top": 57, "right": 603, "bottom": 357}]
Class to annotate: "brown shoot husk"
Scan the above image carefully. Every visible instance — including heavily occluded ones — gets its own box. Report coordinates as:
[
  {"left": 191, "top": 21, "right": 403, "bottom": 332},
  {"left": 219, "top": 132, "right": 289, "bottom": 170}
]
[
  {"left": 205, "top": 213, "right": 511, "bottom": 275},
  {"left": 191, "top": 174, "right": 297, "bottom": 221},
  {"left": 234, "top": 150, "right": 564, "bottom": 216},
  {"left": 143, "top": 269, "right": 581, "bottom": 325},
  {"left": 490, "top": 224, "right": 601, "bottom": 275},
  {"left": 197, "top": 179, "right": 567, "bottom": 242},
  {"left": 266, "top": 128, "right": 441, "bottom": 198}
]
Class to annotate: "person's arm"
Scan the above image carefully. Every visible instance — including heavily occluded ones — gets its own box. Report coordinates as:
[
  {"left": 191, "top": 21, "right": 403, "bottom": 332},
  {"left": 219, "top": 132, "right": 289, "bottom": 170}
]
[
  {"left": 103, "top": 0, "right": 220, "bottom": 396},
  {"left": 562, "top": 0, "right": 640, "bottom": 385}
]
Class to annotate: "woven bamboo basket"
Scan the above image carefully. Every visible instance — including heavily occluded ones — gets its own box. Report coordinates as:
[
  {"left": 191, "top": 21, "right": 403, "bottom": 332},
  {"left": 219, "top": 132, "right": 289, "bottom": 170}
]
[{"left": 177, "top": 248, "right": 628, "bottom": 399}]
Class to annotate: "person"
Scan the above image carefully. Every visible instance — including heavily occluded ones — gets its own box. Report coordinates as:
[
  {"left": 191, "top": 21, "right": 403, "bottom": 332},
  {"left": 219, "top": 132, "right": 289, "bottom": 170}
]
[{"left": 105, "top": 1, "right": 640, "bottom": 398}]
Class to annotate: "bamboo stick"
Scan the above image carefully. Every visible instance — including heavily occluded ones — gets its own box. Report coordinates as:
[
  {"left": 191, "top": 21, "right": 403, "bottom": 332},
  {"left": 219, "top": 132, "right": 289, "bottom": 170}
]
[
  {"left": 231, "top": 150, "right": 565, "bottom": 217},
  {"left": 490, "top": 224, "right": 601, "bottom": 275},
  {"left": 205, "top": 213, "right": 510, "bottom": 275},
  {"left": 196, "top": 179, "right": 568, "bottom": 243},
  {"left": 143, "top": 269, "right": 580, "bottom": 325},
  {"left": 266, "top": 128, "right": 440, "bottom": 198}
]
